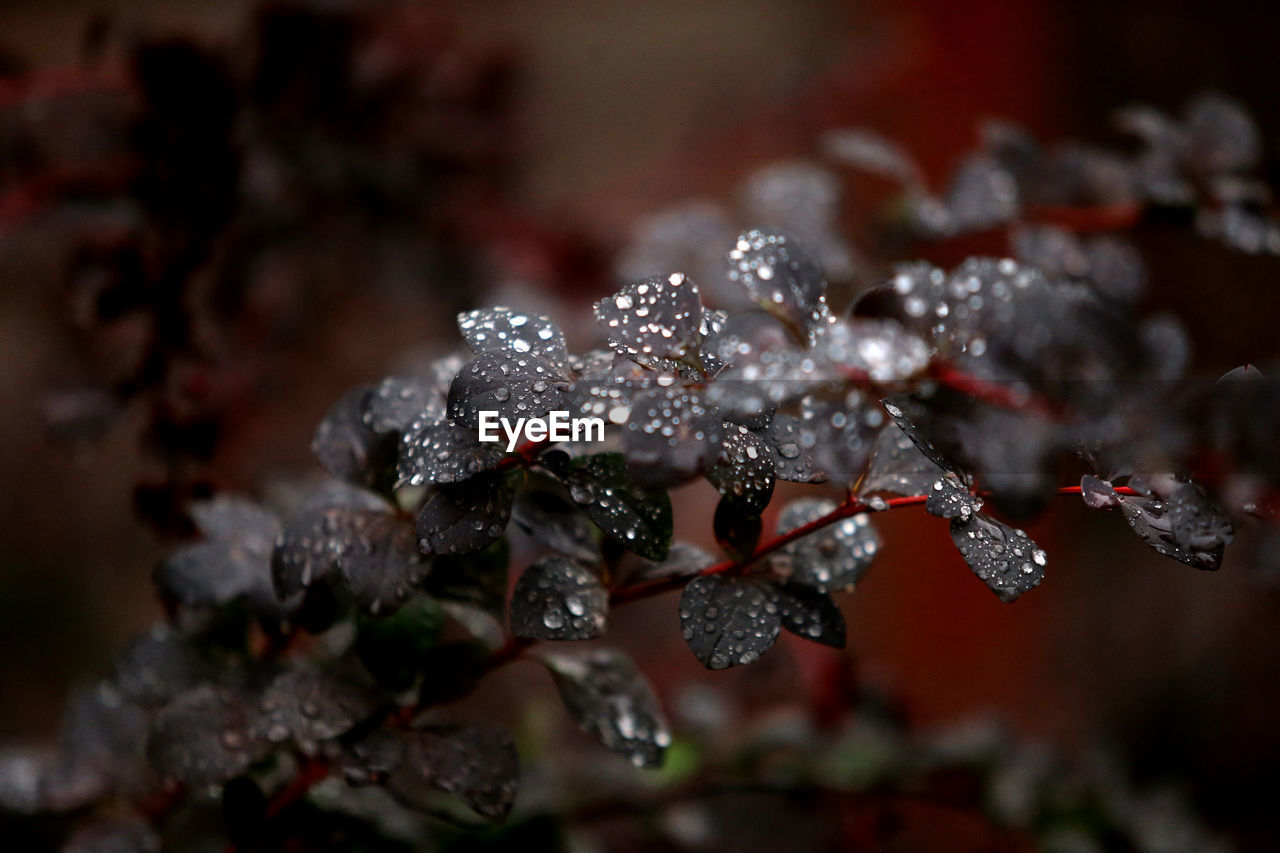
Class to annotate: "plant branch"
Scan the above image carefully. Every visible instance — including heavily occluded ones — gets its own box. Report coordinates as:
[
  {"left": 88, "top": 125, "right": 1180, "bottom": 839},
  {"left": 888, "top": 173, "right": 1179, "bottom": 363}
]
[{"left": 611, "top": 483, "right": 1140, "bottom": 604}]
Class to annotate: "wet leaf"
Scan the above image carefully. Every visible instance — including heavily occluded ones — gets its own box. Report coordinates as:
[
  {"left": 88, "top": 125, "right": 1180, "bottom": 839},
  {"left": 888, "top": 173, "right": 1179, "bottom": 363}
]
[
  {"left": 823, "top": 128, "right": 923, "bottom": 185},
  {"left": 340, "top": 513, "right": 427, "bottom": 616},
  {"left": 678, "top": 575, "right": 781, "bottom": 670},
  {"left": 949, "top": 513, "right": 1046, "bottom": 602},
  {"left": 713, "top": 497, "right": 761, "bottom": 561},
  {"left": 458, "top": 306, "right": 569, "bottom": 370},
  {"left": 859, "top": 421, "right": 941, "bottom": 497},
  {"left": 594, "top": 273, "right": 710, "bottom": 373},
  {"left": 701, "top": 312, "right": 793, "bottom": 426},
  {"left": 189, "top": 495, "right": 279, "bottom": 544},
  {"left": 925, "top": 472, "right": 982, "bottom": 520},
  {"left": 398, "top": 412, "right": 505, "bottom": 487},
  {"left": 740, "top": 163, "right": 857, "bottom": 283},
  {"left": 818, "top": 318, "right": 931, "bottom": 382},
  {"left": 1184, "top": 92, "right": 1260, "bottom": 176},
  {"left": 1117, "top": 475, "right": 1234, "bottom": 570},
  {"left": 560, "top": 453, "right": 673, "bottom": 561},
  {"left": 770, "top": 498, "right": 879, "bottom": 592},
  {"left": 943, "top": 154, "right": 1020, "bottom": 233},
  {"left": 565, "top": 355, "right": 644, "bottom": 428},
  {"left": 775, "top": 582, "right": 846, "bottom": 648},
  {"left": 446, "top": 351, "right": 569, "bottom": 431},
  {"left": 416, "top": 472, "right": 514, "bottom": 556},
  {"left": 707, "top": 343, "right": 831, "bottom": 412},
  {"left": 341, "top": 728, "right": 407, "bottom": 787},
  {"left": 796, "top": 390, "right": 884, "bottom": 485},
  {"left": 616, "top": 202, "right": 738, "bottom": 308},
  {"left": 45, "top": 684, "right": 150, "bottom": 808},
  {"left": 756, "top": 413, "right": 827, "bottom": 483},
  {"left": 364, "top": 375, "right": 442, "bottom": 435},
  {"left": 1080, "top": 474, "right": 1121, "bottom": 509},
  {"left": 725, "top": 228, "right": 830, "bottom": 344},
  {"left": 148, "top": 685, "right": 268, "bottom": 788},
  {"left": 510, "top": 487, "right": 600, "bottom": 565},
  {"left": 621, "top": 542, "right": 716, "bottom": 586},
  {"left": 157, "top": 541, "right": 271, "bottom": 613},
  {"left": 251, "top": 667, "right": 380, "bottom": 745},
  {"left": 706, "top": 425, "right": 776, "bottom": 516},
  {"left": 270, "top": 485, "right": 392, "bottom": 601},
  {"left": 880, "top": 397, "right": 962, "bottom": 476},
  {"left": 1011, "top": 225, "right": 1145, "bottom": 303},
  {"left": 623, "top": 385, "right": 723, "bottom": 490},
  {"left": 539, "top": 648, "right": 671, "bottom": 768},
  {"left": 157, "top": 495, "right": 282, "bottom": 617},
  {"left": 312, "top": 386, "right": 398, "bottom": 490},
  {"left": 113, "top": 625, "right": 204, "bottom": 707},
  {"left": 389, "top": 725, "right": 518, "bottom": 822},
  {"left": 510, "top": 556, "right": 608, "bottom": 640}
]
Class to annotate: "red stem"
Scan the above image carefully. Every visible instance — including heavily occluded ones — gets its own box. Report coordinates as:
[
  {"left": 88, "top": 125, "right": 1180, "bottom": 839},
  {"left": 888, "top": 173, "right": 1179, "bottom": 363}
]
[
  {"left": 926, "top": 362, "right": 1057, "bottom": 417},
  {"left": 611, "top": 484, "right": 1140, "bottom": 604},
  {"left": 493, "top": 437, "right": 552, "bottom": 473},
  {"left": 265, "top": 755, "right": 333, "bottom": 819}
]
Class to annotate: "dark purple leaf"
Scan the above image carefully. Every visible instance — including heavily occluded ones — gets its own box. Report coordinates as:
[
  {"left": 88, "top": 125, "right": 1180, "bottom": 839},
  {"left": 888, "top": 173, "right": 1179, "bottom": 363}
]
[
  {"left": 398, "top": 414, "right": 505, "bottom": 487},
  {"left": 340, "top": 513, "right": 427, "bottom": 616},
  {"left": 251, "top": 667, "right": 380, "bottom": 745},
  {"left": 724, "top": 228, "right": 829, "bottom": 343},
  {"left": 510, "top": 487, "right": 600, "bottom": 565},
  {"left": 769, "top": 498, "right": 879, "bottom": 592},
  {"left": 561, "top": 453, "right": 673, "bottom": 561},
  {"left": 510, "top": 556, "right": 608, "bottom": 640},
  {"left": 539, "top": 647, "right": 671, "bottom": 768},
  {"left": 389, "top": 725, "right": 518, "bottom": 822},
  {"left": 926, "top": 472, "right": 982, "bottom": 520},
  {"left": 148, "top": 685, "right": 268, "bottom": 788},
  {"left": 114, "top": 625, "right": 204, "bottom": 707},
  {"left": 679, "top": 575, "right": 781, "bottom": 670},
  {"left": 706, "top": 425, "right": 776, "bottom": 516},
  {"left": 775, "top": 582, "right": 846, "bottom": 648},
  {"left": 446, "top": 351, "right": 569, "bottom": 431},
  {"left": 949, "top": 513, "right": 1046, "bottom": 602},
  {"left": 623, "top": 385, "right": 722, "bottom": 490},
  {"left": 755, "top": 414, "right": 827, "bottom": 484},
  {"left": 364, "top": 375, "right": 442, "bottom": 436},
  {"left": 416, "top": 472, "right": 514, "bottom": 556},
  {"left": 594, "top": 273, "right": 711, "bottom": 373},
  {"left": 457, "top": 306, "right": 569, "bottom": 370}
]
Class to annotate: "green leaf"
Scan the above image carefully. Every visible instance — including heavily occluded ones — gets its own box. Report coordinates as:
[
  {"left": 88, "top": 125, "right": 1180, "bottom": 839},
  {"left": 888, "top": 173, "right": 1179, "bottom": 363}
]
[{"left": 355, "top": 596, "right": 445, "bottom": 692}]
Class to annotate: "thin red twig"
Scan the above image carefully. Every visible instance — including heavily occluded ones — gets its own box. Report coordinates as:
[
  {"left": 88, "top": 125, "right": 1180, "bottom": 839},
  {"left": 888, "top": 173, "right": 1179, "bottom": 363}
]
[
  {"left": 927, "top": 362, "right": 1058, "bottom": 417},
  {"left": 611, "top": 484, "right": 1141, "bottom": 604}
]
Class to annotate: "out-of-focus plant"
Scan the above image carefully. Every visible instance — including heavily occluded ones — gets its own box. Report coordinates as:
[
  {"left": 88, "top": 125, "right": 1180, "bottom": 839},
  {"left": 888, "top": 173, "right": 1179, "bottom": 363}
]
[{"left": 1, "top": 0, "right": 539, "bottom": 533}]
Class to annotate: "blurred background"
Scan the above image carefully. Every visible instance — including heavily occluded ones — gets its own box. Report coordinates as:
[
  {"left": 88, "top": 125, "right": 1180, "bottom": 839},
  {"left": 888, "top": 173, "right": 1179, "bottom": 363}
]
[{"left": 2, "top": 0, "right": 1279, "bottom": 848}]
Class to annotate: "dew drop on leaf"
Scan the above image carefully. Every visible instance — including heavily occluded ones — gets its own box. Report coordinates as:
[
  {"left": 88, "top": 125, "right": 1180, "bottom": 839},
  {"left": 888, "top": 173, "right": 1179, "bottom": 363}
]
[
  {"left": 678, "top": 575, "right": 781, "bottom": 670},
  {"left": 540, "top": 647, "right": 671, "bottom": 768},
  {"left": 510, "top": 556, "right": 608, "bottom": 641}
]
